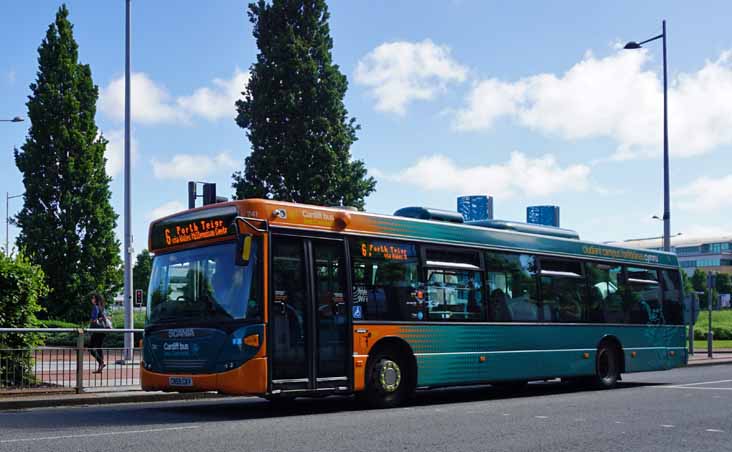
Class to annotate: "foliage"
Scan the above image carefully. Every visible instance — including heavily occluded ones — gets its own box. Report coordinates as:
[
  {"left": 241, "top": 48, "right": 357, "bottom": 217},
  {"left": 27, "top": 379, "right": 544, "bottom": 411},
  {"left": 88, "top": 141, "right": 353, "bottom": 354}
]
[
  {"left": 681, "top": 271, "right": 694, "bottom": 295},
  {"left": 14, "top": 5, "right": 122, "bottom": 323},
  {"left": 693, "top": 309, "right": 732, "bottom": 340},
  {"left": 691, "top": 269, "right": 707, "bottom": 292},
  {"left": 715, "top": 272, "right": 732, "bottom": 294},
  {"left": 133, "top": 249, "right": 153, "bottom": 297},
  {"left": 0, "top": 253, "right": 48, "bottom": 385},
  {"left": 233, "top": 0, "right": 376, "bottom": 210}
]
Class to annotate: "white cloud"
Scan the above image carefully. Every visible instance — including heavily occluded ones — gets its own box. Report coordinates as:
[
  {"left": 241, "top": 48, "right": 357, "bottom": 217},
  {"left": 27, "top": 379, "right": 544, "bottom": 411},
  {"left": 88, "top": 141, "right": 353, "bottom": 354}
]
[
  {"left": 99, "top": 73, "right": 184, "bottom": 124},
  {"left": 454, "top": 50, "right": 732, "bottom": 160},
  {"left": 99, "top": 69, "right": 248, "bottom": 125},
  {"left": 103, "top": 129, "right": 138, "bottom": 178},
  {"left": 151, "top": 151, "right": 238, "bottom": 180},
  {"left": 6, "top": 69, "right": 16, "bottom": 84},
  {"left": 148, "top": 201, "right": 185, "bottom": 221},
  {"left": 675, "top": 174, "right": 732, "bottom": 212},
  {"left": 354, "top": 39, "right": 468, "bottom": 115},
  {"left": 176, "top": 69, "right": 249, "bottom": 121},
  {"left": 380, "top": 151, "right": 590, "bottom": 198}
]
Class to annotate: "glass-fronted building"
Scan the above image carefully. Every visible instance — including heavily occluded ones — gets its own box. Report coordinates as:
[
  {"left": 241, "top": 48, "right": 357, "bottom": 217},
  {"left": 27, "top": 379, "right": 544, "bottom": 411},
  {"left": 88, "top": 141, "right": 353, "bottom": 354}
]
[
  {"left": 609, "top": 235, "right": 732, "bottom": 276},
  {"left": 527, "top": 205, "right": 560, "bottom": 227},
  {"left": 457, "top": 195, "right": 493, "bottom": 222}
]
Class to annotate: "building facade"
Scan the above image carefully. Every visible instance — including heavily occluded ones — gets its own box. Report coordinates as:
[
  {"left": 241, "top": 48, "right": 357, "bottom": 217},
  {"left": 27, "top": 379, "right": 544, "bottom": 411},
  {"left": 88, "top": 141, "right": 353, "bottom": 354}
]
[
  {"left": 527, "top": 205, "right": 560, "bottom": 227},
  {"left": 457, "top": 195, "right": 493, "bottom": 222},
  {"left": 609, "top": 235, "right": 732, "bottom": 276}
]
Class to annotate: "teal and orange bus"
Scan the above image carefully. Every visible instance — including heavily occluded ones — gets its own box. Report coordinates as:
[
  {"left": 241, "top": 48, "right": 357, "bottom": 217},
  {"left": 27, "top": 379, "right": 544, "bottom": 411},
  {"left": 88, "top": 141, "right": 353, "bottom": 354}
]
[{"left": 141, "top": 199, "right": 688, "bottom": 407}]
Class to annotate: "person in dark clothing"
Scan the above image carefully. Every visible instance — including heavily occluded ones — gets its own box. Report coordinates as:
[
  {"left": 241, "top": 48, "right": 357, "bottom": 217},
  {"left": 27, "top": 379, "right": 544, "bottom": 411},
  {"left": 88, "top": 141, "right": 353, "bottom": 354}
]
[{"left": 88, "top": 293, "right": 108, "bottom": 373}]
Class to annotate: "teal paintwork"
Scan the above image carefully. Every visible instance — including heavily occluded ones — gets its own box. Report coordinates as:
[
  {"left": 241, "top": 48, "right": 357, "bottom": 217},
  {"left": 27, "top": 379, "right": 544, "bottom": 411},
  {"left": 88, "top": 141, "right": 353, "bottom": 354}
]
[
  {"left": 366, "top": 216, "right": 678, "bottom": 268},
  {"left": 390, "top": 324, "right": 686, "bottom": 387}
]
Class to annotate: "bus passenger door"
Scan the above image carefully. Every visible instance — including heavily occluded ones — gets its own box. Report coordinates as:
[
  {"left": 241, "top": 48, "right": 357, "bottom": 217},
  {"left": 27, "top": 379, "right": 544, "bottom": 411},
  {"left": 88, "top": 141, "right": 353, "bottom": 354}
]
[{"left": 270, "top": 235, "right": 351, "bottom": 393}]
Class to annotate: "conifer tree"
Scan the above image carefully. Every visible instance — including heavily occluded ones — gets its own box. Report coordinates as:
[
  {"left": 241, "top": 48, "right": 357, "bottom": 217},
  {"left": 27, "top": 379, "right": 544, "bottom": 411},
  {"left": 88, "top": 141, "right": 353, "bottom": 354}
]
[
  {"left": 15, "top": 5, "right": 122, "bottom": 322},
  {"left": 234, "top": 0, "right": 376, "bottom": 209}
]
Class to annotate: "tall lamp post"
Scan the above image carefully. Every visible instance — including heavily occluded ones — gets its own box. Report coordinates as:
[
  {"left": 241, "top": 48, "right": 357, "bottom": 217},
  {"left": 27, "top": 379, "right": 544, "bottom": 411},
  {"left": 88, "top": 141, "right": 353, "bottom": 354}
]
[
  {"left": 624, "top": 20, "right": 670, "bottom": 252},
  {"left": 5, "top": 193, "right": 23, "bottom": 256},
  {"left": 123, "top": 0, "right": 134, "bottom": 361},
  {"left": 3, "top": 118, "right": 25, "bottom": 256}
]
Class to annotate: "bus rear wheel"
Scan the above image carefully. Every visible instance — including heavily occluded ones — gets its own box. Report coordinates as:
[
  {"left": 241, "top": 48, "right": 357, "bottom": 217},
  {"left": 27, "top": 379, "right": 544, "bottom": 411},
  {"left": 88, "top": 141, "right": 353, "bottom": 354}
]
[
  {"left": 593, "top": 344, "right": 621, "bottom": 389},
  {"left": 364, "top": 351, "right": 413, "bottom": 408}
]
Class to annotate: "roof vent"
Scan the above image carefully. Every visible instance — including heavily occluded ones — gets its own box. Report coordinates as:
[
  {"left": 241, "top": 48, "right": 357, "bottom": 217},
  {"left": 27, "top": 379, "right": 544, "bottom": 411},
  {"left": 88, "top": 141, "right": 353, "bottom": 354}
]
[
  {"left": 467, "top": 219, "right": 579, "bottom": 240},
  {"left": 394, "top": 207, "right": 464, "bottom": 224}
]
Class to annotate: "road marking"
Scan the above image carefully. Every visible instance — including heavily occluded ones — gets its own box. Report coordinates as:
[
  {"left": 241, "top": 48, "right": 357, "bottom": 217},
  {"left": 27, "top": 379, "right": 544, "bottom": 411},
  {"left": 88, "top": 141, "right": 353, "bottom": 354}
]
[
  {"left": 705, "top": 429, "right": 724, "bottom": 433},
  {"left": 0, "top": 426, "right": 199, "bottom": 444},
  {"left": 502, "top": 413, "right": 510, "bottom": 416},
  {"left": 615, "top": 421, "right": 624, "bottom": 424},
  {"left": 535, "top": 416, "right": 548, "bottom": 419},
  {"left": 669, "top": 379, "right": 732, "bottom": 387},
  {"left": 660, "top": 425, "right": 674, "bottom": 428},
  {"left": 664, "top": 387, "right": 732, "bottom": 391}
]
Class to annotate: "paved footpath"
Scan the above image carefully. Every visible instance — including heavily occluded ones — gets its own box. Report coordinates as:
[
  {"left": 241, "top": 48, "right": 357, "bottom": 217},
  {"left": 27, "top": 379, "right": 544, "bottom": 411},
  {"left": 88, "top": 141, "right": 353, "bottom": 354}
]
[{"left": 1, "top": 365, "right": 732, "bottom": 452}]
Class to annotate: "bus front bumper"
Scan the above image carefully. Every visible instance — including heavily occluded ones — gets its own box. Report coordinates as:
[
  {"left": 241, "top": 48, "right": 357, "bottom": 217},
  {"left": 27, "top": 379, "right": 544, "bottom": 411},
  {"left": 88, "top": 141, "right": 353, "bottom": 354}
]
[{"left": 140, "top": 357, "right": 268, "bottom": 395}]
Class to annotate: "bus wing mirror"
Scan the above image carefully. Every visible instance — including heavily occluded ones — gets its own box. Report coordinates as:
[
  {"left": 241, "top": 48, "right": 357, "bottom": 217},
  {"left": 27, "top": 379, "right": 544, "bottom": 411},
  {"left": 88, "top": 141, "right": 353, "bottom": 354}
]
[{"left": 235, "top": 233, "right": 253, "bottom": 266}]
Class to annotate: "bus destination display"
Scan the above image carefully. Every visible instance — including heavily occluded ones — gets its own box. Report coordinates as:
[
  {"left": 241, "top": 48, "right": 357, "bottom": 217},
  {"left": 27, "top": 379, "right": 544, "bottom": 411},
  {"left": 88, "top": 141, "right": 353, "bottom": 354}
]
[
  {"left": 359, "top": 240, "right": 414, "bottom": 261},
  {"left": 151, "top": 207, "right": 237, "bottom": 250}
]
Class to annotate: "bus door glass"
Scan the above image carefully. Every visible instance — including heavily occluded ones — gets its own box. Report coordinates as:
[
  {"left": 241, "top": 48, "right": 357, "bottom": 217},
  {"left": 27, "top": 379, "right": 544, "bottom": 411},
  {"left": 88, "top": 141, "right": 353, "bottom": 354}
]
[{"left": 271, "top": 236, "right": 349, "bottom": 390}]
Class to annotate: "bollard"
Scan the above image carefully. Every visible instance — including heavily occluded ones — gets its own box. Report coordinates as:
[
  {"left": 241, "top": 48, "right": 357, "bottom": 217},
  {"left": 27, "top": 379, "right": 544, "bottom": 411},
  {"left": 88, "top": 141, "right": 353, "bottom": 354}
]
[{"left": 76, "top": 329, "right": 84, "bottom": 393}]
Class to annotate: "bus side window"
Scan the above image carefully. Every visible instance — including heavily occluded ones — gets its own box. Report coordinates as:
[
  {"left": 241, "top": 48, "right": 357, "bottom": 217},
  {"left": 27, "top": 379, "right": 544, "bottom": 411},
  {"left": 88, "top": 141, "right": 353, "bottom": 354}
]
[
  {"left": 624, "top": 267, "right": 663, "bottom": 325},
  {"left": 485, "top": 252, "right": 539, "bottom": 322},
  {"left": 661, "top": 269, "right": 683, "bottom": 325},
  {"left": 586, "top": 262, "right": 623, "bottom": 323},
  {"left": 539, "top": 258, "right": 585, "bottom": 323}
]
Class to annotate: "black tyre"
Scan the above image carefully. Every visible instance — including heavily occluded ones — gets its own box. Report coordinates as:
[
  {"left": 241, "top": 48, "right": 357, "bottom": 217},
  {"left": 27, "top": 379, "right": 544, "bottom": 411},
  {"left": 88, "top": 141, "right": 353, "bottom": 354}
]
[
  {"left": 263, "top": 395, "right": 296, "bottom": 407},
  {"left": 593, "top": 344, "right": 621, "bottom": 389},
  {"left": 364, "top": 351, "right": 414, "bottom": 408}
]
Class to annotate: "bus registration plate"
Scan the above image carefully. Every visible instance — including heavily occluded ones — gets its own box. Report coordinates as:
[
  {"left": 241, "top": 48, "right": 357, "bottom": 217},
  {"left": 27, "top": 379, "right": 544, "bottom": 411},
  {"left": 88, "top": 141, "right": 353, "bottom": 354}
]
[{"left": 169, "top": 377, "right": 193, "bottom": 387}]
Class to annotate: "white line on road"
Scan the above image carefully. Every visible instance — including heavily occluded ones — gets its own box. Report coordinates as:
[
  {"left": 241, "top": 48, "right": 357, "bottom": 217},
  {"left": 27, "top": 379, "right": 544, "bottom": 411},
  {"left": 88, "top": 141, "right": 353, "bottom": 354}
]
[
  {"left": 663, "top": 387, "right": 732, "bottom": 391},
  {"left": 669, "top": 379, "right": 732, "bottom": 387},
  {"left": 705, "top": 429, "right": 724, "bottom": 433},
  {"left": 660, "top": 425, "right": 674, "bottom": 428},
  {"left": 0, "top": 426, "right": 199, "bottom": 444},
  {"left": 535, "top": 416, "right": 548, "bottom": 419}
]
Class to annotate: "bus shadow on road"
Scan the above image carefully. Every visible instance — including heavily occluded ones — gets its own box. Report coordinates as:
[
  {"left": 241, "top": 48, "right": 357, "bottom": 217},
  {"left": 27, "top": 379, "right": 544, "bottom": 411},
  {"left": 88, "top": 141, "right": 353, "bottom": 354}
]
[{"left": 153, "top": 380, "right": 664, "bottom": 421}]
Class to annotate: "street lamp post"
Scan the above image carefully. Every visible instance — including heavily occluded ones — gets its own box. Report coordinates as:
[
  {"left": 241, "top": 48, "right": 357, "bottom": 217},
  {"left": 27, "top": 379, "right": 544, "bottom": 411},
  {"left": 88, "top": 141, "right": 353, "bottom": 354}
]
[
  {"left": 0, "top": 117, "right": 24, "bottom": 123},
  {"left": 5, "top": 193, "right": 23, "bottom": 257},
  {"left": 624, "top": 20, "right": 670, "bottom": 252}
]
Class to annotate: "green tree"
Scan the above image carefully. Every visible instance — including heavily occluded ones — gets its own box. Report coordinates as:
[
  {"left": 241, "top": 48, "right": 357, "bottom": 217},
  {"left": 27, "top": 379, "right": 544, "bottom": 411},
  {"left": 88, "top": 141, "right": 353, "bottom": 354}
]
[
  {"left": 233, "top": 0, "right": 376, "bottom": 210},
  {"left": 0, "top": 253, "right": 48, "bottom": 385},
  {"left": 681, "top": 271, "right": 694, "bottom": 295},
  {"left": 14, "top": 5, "right": 121, "bottom": 323},
  {"left": 691, "top": 269, "right": 707, "bottom": 293},
  {"left": 715, "top": 272, "right": 732, "bottom": 295},
  {"left": 133, "top": 249, "right": 153, "bottom": 297}
]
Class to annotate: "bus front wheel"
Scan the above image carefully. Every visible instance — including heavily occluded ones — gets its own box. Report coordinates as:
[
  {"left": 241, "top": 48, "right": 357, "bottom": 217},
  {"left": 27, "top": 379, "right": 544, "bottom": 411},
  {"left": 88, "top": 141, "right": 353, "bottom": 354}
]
[
  {"left": 364, "top": 351, "right": 413, "bottom": 408},
  {"left": 594, "top": 344, "right": 621, "bottom": 389}
]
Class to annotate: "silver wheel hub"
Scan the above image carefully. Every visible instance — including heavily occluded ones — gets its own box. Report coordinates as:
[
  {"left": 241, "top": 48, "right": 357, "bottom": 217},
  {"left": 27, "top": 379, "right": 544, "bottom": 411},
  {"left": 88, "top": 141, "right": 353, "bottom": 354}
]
[{"left": 379, "top": 360, "right": 401, "bottom": 393}]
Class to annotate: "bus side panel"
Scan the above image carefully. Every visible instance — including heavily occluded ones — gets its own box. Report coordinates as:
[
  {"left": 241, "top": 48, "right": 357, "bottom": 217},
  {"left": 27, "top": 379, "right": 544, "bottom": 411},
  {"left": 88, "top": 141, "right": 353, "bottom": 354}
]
[{"left": 353, "top": 324, "right": 686, "bottom": 388}]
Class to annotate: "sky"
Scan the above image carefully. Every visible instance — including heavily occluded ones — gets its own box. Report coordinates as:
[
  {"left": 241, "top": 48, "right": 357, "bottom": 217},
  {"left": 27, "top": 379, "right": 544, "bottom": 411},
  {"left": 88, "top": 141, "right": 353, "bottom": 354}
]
[{"left": 2, "top": 0, "right": 732, "bottom": 257}]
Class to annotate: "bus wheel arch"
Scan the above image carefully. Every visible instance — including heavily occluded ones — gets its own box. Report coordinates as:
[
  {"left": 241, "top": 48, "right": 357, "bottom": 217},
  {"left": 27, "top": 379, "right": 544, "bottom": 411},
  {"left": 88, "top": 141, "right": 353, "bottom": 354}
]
[
  {"left": 363, "top": 337, "right": 417, "bottom": 408},
  {"left": 594, "top": 336, "right": 624, "bottom": 388}
]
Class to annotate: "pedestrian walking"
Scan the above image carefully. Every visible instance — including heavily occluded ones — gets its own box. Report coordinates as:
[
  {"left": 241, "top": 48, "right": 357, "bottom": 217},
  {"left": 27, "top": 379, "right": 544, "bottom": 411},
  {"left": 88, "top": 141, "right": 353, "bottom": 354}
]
[{"left": 88, "top": 293, "right": 111, "bottom": 373}]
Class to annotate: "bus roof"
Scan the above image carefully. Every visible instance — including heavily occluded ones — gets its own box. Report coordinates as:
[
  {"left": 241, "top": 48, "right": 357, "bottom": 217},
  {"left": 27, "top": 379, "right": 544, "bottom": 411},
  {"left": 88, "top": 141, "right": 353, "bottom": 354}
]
[{"left": 148, "top": 199, "right": 679, "bottom": 268}]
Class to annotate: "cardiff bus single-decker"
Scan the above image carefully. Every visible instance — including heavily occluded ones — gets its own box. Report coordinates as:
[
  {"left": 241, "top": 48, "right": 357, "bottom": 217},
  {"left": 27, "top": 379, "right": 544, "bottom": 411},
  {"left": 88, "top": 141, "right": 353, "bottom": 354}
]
[{"left": 141, "top": 199, "right": 690, "bottom": 407}]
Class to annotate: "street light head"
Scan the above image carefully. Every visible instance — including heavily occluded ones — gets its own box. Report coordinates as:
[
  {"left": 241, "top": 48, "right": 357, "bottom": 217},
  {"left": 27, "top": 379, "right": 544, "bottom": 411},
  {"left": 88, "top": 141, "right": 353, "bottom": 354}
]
[
  {"left": 11, "top": 116, "right": 24, "bottom": 122},
  {"left": 652, "top": 215, "right": 661, "bottom": 220},
  {"left": 624, "top": 41, "right": 642, "bottom": 50}
]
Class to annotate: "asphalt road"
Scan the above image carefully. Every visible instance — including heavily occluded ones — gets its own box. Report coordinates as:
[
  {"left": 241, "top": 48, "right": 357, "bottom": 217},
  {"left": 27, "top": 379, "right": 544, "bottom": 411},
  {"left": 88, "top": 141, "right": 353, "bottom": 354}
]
[{"left": 1, "top": 365, "right": 731, "bottom": 452}]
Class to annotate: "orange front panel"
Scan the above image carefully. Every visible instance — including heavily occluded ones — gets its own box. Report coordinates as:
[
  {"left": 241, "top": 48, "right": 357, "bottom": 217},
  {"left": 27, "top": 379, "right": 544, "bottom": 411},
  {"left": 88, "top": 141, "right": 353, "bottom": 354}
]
[{"left": 141, "top": 357, "right": 268, "bottom": 395}]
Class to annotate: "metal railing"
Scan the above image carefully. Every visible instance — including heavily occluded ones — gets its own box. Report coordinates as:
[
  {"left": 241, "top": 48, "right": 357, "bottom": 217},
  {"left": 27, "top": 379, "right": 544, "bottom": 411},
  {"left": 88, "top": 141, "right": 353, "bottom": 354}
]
[{"left": 0, "top": 328, "right": 143, "bottom": 394}]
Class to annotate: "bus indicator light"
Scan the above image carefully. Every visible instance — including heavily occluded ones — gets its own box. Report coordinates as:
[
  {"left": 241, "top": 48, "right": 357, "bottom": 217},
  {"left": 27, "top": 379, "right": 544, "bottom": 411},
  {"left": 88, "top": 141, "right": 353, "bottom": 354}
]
[
  {"left": 244, "top": 334, "right": 260, "bottom": 348},
  {"left": 582, "top": 353, "right": 590, "bottom": 359}
]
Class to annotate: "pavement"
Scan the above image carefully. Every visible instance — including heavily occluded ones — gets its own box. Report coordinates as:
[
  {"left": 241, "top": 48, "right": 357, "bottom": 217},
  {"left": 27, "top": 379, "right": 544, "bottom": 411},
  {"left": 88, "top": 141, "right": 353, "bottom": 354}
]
[
  {"left": 1, "top": 365, "right": 731, "bottom": 451},
  {"left": 0, "top": 351, "right": 730, "bottom": 411}
]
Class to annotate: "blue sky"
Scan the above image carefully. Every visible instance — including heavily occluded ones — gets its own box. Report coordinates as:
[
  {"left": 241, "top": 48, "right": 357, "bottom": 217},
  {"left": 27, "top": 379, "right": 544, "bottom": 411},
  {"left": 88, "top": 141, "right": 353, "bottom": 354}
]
[{"left": 2, "top": 1, "right": 732, "bottom": 256}]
